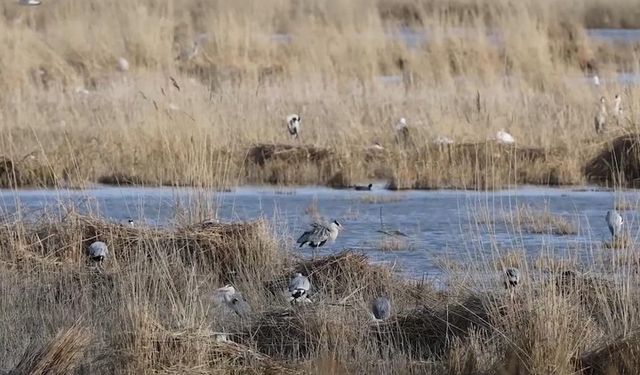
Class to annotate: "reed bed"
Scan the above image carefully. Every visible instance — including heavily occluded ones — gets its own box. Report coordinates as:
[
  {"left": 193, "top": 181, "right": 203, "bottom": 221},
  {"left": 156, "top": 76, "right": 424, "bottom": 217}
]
[
  {"left": 0, "top": 0, "right": 639, "bottom": 189},
  {"left": 0, "top": 210, "right": 638, "bottom": 374}
]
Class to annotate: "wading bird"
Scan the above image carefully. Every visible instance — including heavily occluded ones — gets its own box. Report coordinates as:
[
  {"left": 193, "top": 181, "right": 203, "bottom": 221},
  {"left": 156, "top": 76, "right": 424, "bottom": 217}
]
[
  {"left": 288, "top": 273, "right": 311, "bottom": 304},
  {"left": 86, "top": 241, "right": 108, "bottom": 264},
  {"left": 354, "top": 183, "right": 373, "bottom": 191},
  {"left": 296, "top": 220, "right": 343, "bottom": 248},
  {"left": 213, "top": 285, "right": 251, "bottom": 319},
  {"left": 286, "top": 114, "right": 301, "bottom": 139},
  {"left": 614, "top": 94, "right": 623, "bottom": 117},
  {"left": 595, "top": 96, "right": 607, "bottom": 134},
  {"left": 394, "top": 118, "right": 410, "bottom": 145},
  {"left": 504, "top": 267, "right": 520, "bottom": 288},
  {"left": 605, "top": 210, "right": 623, "bottom": 238},
  {"left": 370, "top": 296, "right": 391, "bottom": 321}
]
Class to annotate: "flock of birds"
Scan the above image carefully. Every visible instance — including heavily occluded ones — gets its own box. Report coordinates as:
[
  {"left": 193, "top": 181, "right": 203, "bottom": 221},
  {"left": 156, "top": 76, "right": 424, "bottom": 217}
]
[
  {"left": 594, "top": 94, "right": 624, "bottom": 134},
  {"left": 80, "top": 206, "right": 624, "bottom": 323},
  {"left": 286, "top": 114, "right": 516, "bottom": 147}
]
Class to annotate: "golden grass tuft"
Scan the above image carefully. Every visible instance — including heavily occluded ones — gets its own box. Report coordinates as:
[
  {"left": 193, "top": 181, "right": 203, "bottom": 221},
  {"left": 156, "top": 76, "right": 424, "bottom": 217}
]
[
  {"left": 10, "top": 323, "right": 91, "bottom": 375},
  {"left": 509, "top": 203, "right": 578, "bottom": 235}
]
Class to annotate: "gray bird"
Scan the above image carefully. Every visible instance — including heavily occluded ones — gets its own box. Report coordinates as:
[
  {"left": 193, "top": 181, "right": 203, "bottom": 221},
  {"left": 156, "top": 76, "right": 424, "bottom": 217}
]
[
  {"left": 371, "top": 296, "right": 391, "bottom": 321},
  {"left": 594, "top": 96, "right": 607, "bottom": 134},
  {"left": 504, "top": 267, "right": 520, "bottom": 288},
  {"left": 213, "top": 285, "right": 251, "bottom": 319},
  {"left": 18, "top": 0, "right": 41, "bottom": 5},
  {"left": 286, "top": 114, "right": 301, "bottom": 139},
  {"left": 288, "top": 273, "right": 311, "bottom": 304},
  {"left": 606, "top": 210, "right": 623, "bottom": 238},
  {"left": 297, "top": 220, "right": 343, "bottom": 248},
  {"left": 86, "top": 241, "right": 108, "bottom": 263}
]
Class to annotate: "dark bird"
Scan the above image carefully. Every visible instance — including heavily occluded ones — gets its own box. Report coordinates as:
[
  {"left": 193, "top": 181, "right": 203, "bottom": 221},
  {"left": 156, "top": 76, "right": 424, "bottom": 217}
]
[{"left": 354, "top": 183, "right": 373, "bottom": 191}]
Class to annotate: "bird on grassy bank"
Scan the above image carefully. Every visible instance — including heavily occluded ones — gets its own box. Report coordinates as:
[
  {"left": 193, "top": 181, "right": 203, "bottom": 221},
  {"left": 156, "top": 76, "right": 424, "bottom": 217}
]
[
  {"left": 354, "top": 184, "right": 373, "bottom": 191},
  {"left": 595, "top": 96, "right": 607, "bottom": 134},
  {"left": 18, "top": 0, "right": 41, "bottom": 5},
  {"left": 493, "top": 129, "right": 515, "bottom": 144},
  {"left": 296, "top": 220, "right": 343, "bottom": 248},
  {"left": 286, "top": 114, "right": 301, "bottom": 139},
  {"left": 288, "top": 273, "right": 312, "bottom": 304},
  {"left": 593, "top": 74, "right": 601, "bottom": 86},
  {"left": 394, "top": 118, "right": 411, "bottom": 146},
  {"left": 504, "top": 267, "right": 520, "bottom": 288},
  {"left": 614, "top": 94, "right": 623, "bottom": 117},
  {"left": 127, "top": 219, "right": 134, "bottom": 227},
  {"left": 605, "top": 210, "right": 623, "bottom": 238},
  {"left": 86, "top": 241, "right": 108, "bottom": 264},
  {"left": 116, "top": 57, "right": 129, "bottom": 72},
  {"left": 370, "top": 296, "right": 391, "bottom": 321},
  {"left": 213, "top": 284, "right": 251, "bottom": 319}
]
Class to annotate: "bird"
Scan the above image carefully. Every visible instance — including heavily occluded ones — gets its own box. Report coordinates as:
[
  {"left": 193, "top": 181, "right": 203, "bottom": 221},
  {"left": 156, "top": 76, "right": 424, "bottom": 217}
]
[
  {"left": 18, "top": 0, "right": 41, "bottom": 5},
  {"left": 370, "top": 296, "right": 391, "bottom": 321},
  {"left": 605, "top": 210, "right": 623, "bottom": 238},
  {"left": 288, "top": 273, "right": 312, "bottom": 304},
  {"left": 434, "top": 136, "right": 454, "bottom": 145},
  {"left": 127, "top": 219, "right": 135, "bottom": 227},
  {"left": 213, "top": 285, "right": 251, "bottom": 319},
  {"left": 593, "top": 74, "right": 600, "bottom": 86},
  {"left": 394, "top": 118, "right": 411, "bottom": 146},
  {"left": 494, "top": 129, "right": 515, "bottom": 144},
  {"left": 504, "top": 267, "right": 520, "bottom": 288},
  {"left": 86, "top": 241, "right": 108, "bottom": 264},
  {"left": 595, "top": 96, "right": 607, "bottom": 134},
  {"left": 354, "top": 183, "right": 373, "bottom": 191},
  {"left": 286, "top": 114, "right": 301, "bottom": 139},
  {"left": 296, "top": 220, "right": 343, "bottom": 248},
  {"left": 116, "top": 57, "right": 129, "bottom": 72},
  {"left": 614, "top": 94, "right": 623, "bottom": 116}
]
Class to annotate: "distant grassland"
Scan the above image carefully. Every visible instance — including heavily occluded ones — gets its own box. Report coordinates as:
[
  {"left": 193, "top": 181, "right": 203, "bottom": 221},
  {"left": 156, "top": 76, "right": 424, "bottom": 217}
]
[{"left": 0, "top": 0, "right": 639, "bottom": 189}]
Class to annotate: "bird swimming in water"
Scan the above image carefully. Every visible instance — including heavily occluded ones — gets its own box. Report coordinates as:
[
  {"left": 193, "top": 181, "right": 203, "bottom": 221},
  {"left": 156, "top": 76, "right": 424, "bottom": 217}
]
[
  {"left": 354, "top": 183, "right": 373, "bottom": 191},
  {"left": 286, "top": 114, "right": 301, "bottom": 139},
  {"left": 296, "top": 220, "right": 343, "bottom": 248}
]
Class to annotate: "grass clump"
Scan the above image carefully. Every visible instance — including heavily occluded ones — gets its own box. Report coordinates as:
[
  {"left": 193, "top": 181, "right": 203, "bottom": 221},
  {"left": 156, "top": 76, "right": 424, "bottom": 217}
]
[{"left": 508, "top": 204, "right": 578, "bottom": 235}]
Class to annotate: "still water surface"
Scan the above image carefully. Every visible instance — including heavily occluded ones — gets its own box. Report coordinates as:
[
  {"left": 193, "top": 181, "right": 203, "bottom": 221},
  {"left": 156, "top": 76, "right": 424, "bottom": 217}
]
[{"left": 1, "top": 185, "right": 638, "bottom": 279}]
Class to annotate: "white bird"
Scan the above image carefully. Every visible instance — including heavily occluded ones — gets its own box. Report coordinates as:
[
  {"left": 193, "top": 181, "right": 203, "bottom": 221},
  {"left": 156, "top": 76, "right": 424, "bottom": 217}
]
[
  {"left": 286, "top": 114, "right": 301, "bottom": 139},
  {"left": 213, "top": 285, "right": 251, "bottom": 318},
  {"left": 494, "top": 129, "right": 515, "bottom": 144},
  {"left": 434, "top": 136, "right": 454, "bottom": 145},
  {"left": 614, "top": 94, "right": 623, "bottom": 116},
  {"left": 394, "top": 117, "right": 408, "bottom": 131},
  {"left": 296, "top": 220, "right": 343, "bottom": 248},
  {"left": 371, "top": 296, "right": 391, "bottom": 321},
  {"left": 504, "top": 267, "right": 520, "bottom": 288},
  {"left": 127, "top": 219, "right": 135, "bottom": 227},
  {"left": 288, "top": 273, "right": 312, "bottom": 304},
  {"left": 86, "top": 241, "right": 108, "bottom": 263},
  {"left": 365, "top": 141, "right": 385, "bottom": 151},
  {"left": 605, "top": 210, "right": 623, "bottom": 238},
  {"left": 595, "top": 96, "right": 607, "bottom": 134},
  {"left": 116, "top": 57, "right": 130, "bottom": 72},
  {"left": 18, "top": 0, "right": 41, "bottom": 5},
  {"left": 593, "top": 75, "right": 600, "bottom": 86}
]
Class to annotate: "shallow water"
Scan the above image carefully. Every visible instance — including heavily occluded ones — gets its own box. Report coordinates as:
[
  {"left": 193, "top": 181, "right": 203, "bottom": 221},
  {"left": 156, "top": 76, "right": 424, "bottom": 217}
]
[{"left": 1, "top": 185, "right": 638, "bottom": 279}]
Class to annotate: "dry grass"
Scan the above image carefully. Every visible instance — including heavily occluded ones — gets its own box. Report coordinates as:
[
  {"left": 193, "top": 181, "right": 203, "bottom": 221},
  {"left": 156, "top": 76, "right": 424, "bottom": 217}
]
[
  {"left": 508, "top": 203, "right": 578, "bottom": 235},
  {"left": 1, "top": 209, "right": 640, "bottom": 373},
  {"left": 0, "top": 0, "right": 638, "bottom": 189}
]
